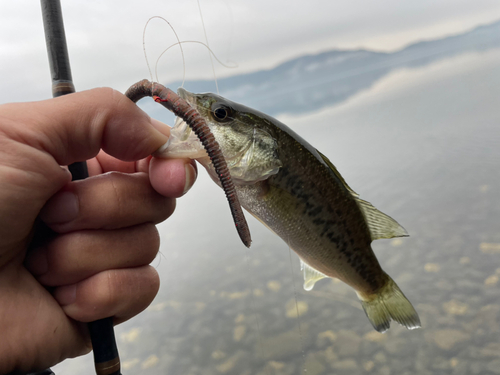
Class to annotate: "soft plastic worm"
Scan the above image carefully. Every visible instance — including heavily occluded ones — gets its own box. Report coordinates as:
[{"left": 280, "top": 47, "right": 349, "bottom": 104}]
[{"left": 125, "top": 79, "right": 251, "bottom": 247}]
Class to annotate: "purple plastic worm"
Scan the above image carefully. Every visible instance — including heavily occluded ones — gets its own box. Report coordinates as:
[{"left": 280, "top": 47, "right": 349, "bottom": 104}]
[{"left": 125, "top": 79, "right": 251, "bottom": 248}]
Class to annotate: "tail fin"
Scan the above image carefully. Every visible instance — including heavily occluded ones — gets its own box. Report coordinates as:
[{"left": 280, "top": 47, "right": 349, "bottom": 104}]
[{"left": 357, "top": 276, "right": 421, "bottom": 333}]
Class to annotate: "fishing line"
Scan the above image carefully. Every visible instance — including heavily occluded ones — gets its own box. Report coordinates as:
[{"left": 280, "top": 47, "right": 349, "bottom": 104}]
[
  {"left": 244, "top": 253, "right": 271, "bottom": 375},
  {"left": 218, "top": 0, "right": 236, "bottom": 67},
  {"left": 154, "top": 41, "right": 237, "bottom": 86},
  {"left": 143, "top": 16, "right": 186, "bottom": 88},
  {"left": 196, "top": 0, "right": 219, "bottom": 94},
  {"left": 287, "top": 242, "right": 307, "bottom": 374}
]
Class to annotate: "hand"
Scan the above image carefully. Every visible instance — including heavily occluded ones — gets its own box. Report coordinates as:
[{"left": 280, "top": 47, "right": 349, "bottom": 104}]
[{"left": 0, "top": 88, "right": 197, "bottom": 374}]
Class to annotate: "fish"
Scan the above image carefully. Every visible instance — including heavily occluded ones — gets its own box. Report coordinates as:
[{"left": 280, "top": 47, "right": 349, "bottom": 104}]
[{"left": 159, "top": 88, "right": 421, "bottom": 333}]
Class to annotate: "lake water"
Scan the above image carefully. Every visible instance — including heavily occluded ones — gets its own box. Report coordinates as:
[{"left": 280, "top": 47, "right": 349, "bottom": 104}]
[{"left": 54, "top": 48, "right": 500, "bottom": 375}]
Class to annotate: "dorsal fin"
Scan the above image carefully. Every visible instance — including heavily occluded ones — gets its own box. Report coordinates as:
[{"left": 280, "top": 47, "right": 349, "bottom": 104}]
[
  {"left": 355, "top": 198, "right": 408, "bottom": 239},
  {"left": 300, "top": 259, "right": 327, "bottom": 291},
  {"left": 317, "top": 150, "right": 408, "bottom": 240},
  {"left": 317, "top": 150, "right": 359, "bottom": 197}
]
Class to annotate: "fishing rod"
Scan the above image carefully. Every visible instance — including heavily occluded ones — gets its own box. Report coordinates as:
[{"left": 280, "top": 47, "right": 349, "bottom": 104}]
[{"left": 40, "top": 1, "right": 121, "bottom": 375}]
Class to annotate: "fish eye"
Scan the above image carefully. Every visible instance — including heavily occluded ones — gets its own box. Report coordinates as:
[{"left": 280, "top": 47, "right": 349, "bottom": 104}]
[
  {"left": 211, "top": 103, "right": 232, "bottom": 122},
  {"left": 214, "top": 107, "right": 227, "bottom": 120}
]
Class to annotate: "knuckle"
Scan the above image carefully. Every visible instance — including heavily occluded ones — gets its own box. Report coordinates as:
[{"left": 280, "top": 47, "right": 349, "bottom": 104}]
[
  {"left": 140, "top": 225, "right": 161, "bottom": 263},
  {"left": 135, "top": 266, "right": 160, "bottom": 302},
  {"left": 128, "top": 224, "right": 160, "bottom": 264},
  {"left": 153, "top": 198, "right": 176, "bottom": 224},
  {"left": 78, "top": 267, "right": 159, "bottom": 322}
]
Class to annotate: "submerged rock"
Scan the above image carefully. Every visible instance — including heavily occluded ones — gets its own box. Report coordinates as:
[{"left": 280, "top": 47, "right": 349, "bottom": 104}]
[
  {"left": 442, "top": 299, "right": 469, "bottom": 315},
  {"left": 427, "top": 329, "right": 470, "bottom": 350},
  {"left": 331, "top": 359, "right": 359, "bottom": 372},
  {"left": 487, "top": 359, "right": 500, "bottom": 374}
]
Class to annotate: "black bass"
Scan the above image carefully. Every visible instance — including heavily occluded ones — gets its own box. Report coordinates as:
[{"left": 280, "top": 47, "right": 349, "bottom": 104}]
[{"left": 160, "top": 88, "right": 421, "bottom": 333}]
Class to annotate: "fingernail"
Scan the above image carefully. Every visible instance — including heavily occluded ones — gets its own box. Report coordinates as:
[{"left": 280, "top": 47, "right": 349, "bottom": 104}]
[
  {"left": 54, "top": 284, "right": 77, "bottom": 306},
  {"left": 183, "top": 163, "right": 197, "bottom": 194},
  {"left": 40, "top": 191, "right": 79, "bottom": 224}
]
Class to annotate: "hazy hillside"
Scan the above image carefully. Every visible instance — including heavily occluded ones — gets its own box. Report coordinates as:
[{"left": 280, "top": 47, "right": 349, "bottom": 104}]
[{"left": 164, "top": 20, "right": 500, "bottom": 116}]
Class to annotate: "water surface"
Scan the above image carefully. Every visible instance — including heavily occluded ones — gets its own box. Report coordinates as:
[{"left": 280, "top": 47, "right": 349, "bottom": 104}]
[{"left": 55, "top": 48, "right": 500, "bottom": 375}]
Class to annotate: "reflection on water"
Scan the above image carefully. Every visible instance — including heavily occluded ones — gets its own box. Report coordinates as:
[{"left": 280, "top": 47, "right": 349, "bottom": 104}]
[
  {"left": 163, "top": 21, "right": 500, "bottom": 119},
  {"left": 55, "top": 49, "right": 500, "bottom": 375}
]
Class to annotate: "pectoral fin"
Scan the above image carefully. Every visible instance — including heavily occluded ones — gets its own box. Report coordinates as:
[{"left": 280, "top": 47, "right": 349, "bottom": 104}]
[{"left": 300, "top": 259, "right": 328, "bottom": 291}]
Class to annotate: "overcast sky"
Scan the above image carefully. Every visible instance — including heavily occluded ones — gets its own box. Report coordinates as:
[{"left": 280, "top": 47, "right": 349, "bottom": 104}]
[{"left": 1, "top": 0, "right": 499, "bottom": 104}]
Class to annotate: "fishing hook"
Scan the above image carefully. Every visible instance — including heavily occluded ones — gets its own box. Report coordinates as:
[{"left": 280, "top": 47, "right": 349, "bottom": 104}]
[{"left": 125, "top": 79, "right": 251, "bottom": 247}]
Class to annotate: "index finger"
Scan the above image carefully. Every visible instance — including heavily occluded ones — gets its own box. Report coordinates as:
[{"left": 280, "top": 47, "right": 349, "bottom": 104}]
[{"left": 1, "top": 88, "right": 169, "bottom": 166}]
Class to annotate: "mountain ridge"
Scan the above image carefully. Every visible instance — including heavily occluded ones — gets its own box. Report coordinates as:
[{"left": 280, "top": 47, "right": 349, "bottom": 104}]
[{"left": 163, "top": 20, "right": 500, "bottom": 116}]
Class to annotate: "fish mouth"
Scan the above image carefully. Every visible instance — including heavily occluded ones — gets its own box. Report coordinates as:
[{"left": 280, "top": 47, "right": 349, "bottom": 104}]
[
  {"left": 156, "top": 88, "right": 208, "bottom": 160},
  {"left": 177, "top": 87, "right": 196, "bottom": 106}
]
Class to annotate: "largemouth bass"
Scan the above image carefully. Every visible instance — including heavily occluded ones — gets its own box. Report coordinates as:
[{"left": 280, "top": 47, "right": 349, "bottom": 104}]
[{"left": 160, "top": 88, "right": 421, "bottom": 333}]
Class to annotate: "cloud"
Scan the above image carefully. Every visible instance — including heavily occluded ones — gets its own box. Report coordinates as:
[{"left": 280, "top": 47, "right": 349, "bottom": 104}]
[{"left": 0, "top": 0, "right": 499, "bottom": 104}]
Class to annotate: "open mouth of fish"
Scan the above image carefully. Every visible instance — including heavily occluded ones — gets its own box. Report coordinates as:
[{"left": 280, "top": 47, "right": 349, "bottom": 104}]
[{"left": 154, "top": 88, "right": 208, "bottom": 160}]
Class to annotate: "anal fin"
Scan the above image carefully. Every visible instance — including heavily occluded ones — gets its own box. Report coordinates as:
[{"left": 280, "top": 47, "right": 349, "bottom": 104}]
[{"left": 300, "top": 259, "right": 328, "bottom": 291}]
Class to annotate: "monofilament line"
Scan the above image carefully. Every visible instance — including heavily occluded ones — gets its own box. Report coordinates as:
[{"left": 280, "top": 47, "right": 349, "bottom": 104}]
[
  {"left": 288, "top": 245, "right": 307, "bottom": 374},
  {"left": 244, "top": 253, "right": 271, "bottom": 375},
  {"left": 143, "top": 16, "right": 186, "bottom": 87},
  {"left": 154, "top": 41, "right": 237, "bottom": 86},
  {"left": 196, "top": 0, "right": 219, "bottom": 94}
]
